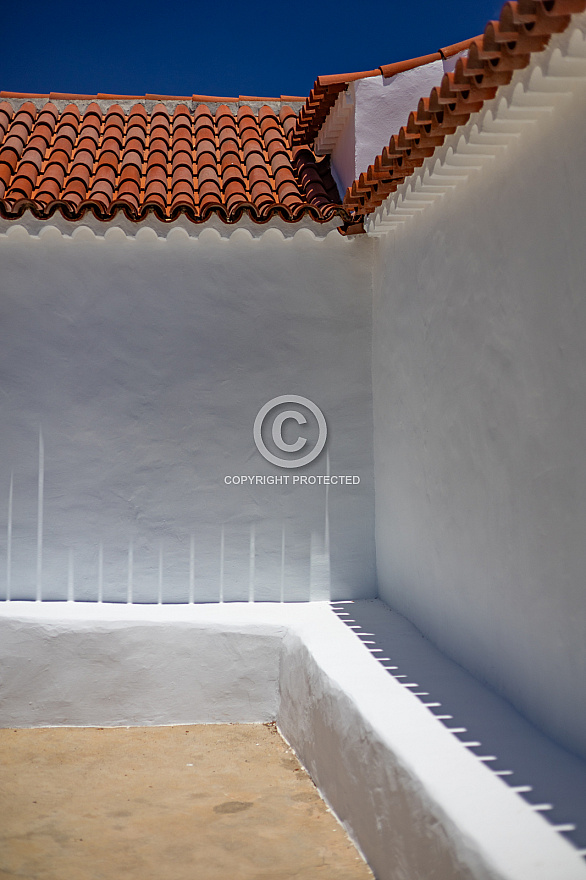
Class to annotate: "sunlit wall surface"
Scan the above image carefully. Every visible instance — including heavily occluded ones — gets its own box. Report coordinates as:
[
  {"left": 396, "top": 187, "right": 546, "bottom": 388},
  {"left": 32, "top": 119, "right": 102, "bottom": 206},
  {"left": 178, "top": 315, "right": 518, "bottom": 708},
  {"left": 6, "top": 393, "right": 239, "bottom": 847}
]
[{"left": 0, "top": 224, "right": 375, "bottom": 603}]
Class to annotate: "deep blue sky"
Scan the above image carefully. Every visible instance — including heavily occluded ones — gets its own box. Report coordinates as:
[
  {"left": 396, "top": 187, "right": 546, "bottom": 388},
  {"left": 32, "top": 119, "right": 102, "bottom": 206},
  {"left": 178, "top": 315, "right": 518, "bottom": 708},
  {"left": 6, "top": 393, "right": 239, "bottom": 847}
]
[{"left": 2, "top": 0, "right": 502, "bottom": 99}]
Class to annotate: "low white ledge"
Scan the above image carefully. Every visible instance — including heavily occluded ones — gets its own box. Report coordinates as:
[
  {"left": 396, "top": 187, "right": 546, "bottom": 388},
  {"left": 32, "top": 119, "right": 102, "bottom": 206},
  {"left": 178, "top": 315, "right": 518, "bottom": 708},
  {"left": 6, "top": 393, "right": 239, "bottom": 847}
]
[{"left": 1, "top": 600, "right": 584, "bottom": 880}]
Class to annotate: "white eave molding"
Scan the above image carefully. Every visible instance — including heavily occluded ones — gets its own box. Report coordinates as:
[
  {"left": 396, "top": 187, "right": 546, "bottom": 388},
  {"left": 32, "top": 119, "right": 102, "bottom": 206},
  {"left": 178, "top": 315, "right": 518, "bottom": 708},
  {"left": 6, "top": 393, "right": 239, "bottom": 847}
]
[{"left": 366, "top": 14, "right": 586, "bottom": 237}]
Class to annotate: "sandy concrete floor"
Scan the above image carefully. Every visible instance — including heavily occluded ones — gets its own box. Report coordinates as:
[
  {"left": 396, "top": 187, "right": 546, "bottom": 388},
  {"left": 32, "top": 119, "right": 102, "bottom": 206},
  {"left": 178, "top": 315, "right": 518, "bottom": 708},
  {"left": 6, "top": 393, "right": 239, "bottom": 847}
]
[{"left": 0, "top": 723, "right": 373, "bottom": 880}]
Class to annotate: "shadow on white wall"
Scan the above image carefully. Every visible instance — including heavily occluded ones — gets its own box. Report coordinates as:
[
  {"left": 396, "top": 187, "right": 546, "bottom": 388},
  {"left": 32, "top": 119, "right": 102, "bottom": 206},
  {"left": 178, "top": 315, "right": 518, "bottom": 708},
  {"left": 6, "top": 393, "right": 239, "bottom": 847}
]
[
  {"left": 334, "top": 600, "right": 586, "bottom": 858},
  {"left": 2, "top": 430, "right": 331, "bottom": 604}
]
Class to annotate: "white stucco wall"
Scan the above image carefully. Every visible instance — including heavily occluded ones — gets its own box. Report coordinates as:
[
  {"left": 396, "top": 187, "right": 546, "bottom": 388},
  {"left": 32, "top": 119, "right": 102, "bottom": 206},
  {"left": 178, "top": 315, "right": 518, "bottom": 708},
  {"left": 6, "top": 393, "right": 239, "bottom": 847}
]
[
  {"left": 0, "top": 220, "right": 375, "bottom": 603},
  {"left": 330, "top": 56, "right": 464, "bottom": 196},
  {"left": 372, "top": 59, "right": 586, "bottom": 759},
  {"left": 329, "top": 106, "right": 355, "bottom": 201},
  {"left": 354, "top": 61, "right": 445, "bottom": 178}
]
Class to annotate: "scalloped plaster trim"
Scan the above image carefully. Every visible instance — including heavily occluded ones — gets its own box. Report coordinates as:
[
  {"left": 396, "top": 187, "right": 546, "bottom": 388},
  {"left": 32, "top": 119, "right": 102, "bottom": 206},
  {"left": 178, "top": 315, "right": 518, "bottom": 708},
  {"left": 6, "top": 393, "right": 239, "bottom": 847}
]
[{"left": 0, "top": 210, "right": 346, "bottom": 244}]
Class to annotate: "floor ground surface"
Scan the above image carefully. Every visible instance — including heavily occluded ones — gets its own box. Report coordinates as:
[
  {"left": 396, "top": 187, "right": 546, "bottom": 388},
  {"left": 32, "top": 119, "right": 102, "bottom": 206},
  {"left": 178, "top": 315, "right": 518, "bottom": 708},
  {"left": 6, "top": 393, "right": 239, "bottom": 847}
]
[{"left": 0, "top": 723, "right": 373, "bottom": 880}]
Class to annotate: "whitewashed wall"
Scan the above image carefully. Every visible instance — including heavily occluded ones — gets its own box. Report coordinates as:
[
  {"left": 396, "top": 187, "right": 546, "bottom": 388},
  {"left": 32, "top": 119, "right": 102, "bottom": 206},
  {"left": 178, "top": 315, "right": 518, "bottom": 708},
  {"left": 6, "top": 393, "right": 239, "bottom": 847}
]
[
  {"left": 327, "top": 54, "right": 464, "bottom": 196},
  {"left": 372, "top": 73, "right": 586, "bottom": 759},
  {"left": 0, "top": 222, "right": 375, "bottom": 604}
]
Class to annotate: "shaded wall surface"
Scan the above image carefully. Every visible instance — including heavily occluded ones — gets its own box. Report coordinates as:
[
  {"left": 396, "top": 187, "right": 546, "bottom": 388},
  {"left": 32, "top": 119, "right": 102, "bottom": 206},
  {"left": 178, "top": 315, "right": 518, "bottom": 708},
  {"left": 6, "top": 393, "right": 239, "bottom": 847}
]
[
  {"left": 372, "top": 84, "right": 586, "bottom": 759},
  {"left": 0, "top": 225, "right": 375, "bottom": 603}
]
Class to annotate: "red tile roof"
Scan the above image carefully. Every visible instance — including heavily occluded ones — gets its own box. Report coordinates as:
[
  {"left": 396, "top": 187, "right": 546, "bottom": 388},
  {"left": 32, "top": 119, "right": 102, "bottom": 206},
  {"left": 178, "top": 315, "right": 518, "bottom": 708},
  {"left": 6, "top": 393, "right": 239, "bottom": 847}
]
[
  {"left": 0, "top": 99, "right": 343, "bottom": 225},
  {"left": 342, "top": 0, "right": 586, "bottom": 224},
  {"left": 2, "top": 0, "right": 582, "bottom": 235},
  {"left": 292, "top": 37, "right": 480, "bottom": 148}
]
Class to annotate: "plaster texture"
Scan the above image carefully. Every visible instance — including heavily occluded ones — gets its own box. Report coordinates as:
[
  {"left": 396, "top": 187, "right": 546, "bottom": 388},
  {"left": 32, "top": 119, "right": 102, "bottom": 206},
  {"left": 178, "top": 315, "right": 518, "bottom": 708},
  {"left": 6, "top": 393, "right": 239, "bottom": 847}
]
[
  {"left": 329, "top": 55, "right": 464, "bottom": 196},
  {"left": 371, "top": 19, "right": 586, "bottom": 761},
  {"left": 0, "top": 615, "right": 283, "bottom": 727},
  {"left": 1, "top": 600, "right": 584, "bottom": 880},
  {"left": 0, "top": 225, "right": 374, "bottom": 603},
  {"left": 329, "top": 105, "right": 356, "bottom": 200}
]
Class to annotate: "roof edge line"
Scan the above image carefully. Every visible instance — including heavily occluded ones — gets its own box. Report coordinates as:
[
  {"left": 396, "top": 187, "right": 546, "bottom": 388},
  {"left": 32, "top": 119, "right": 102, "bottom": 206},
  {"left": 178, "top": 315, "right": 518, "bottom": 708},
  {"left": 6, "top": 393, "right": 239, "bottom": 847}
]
[
  {"left": 0, "top": 90, "right": 304, "bottom": 105},
  {"left": 379, "top": 52, "right": 442, "bottom": 79},
  {"left": 439, "top": 35, "right": 483, "bottom": 59},
  {"left": 315, "top": 70, "right": 380, "bottom": 88}
]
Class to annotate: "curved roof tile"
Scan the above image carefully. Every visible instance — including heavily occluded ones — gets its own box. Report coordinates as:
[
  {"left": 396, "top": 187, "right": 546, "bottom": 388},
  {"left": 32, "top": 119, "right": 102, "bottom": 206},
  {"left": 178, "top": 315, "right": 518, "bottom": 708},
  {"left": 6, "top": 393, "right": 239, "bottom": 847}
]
[{"left": 0, "top": 101, "right": 343, "bottom": 225}]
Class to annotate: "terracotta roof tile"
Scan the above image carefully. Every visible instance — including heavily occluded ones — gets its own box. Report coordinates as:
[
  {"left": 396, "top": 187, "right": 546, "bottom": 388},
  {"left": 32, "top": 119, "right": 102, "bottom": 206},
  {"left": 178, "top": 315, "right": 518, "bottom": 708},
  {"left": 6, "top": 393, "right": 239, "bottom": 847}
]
[
  {"left": 0, "top": 100, "right": 343, "bottom": 225},
  {"left": 340, "top": 0, "right": 586, "bottom": 229}
]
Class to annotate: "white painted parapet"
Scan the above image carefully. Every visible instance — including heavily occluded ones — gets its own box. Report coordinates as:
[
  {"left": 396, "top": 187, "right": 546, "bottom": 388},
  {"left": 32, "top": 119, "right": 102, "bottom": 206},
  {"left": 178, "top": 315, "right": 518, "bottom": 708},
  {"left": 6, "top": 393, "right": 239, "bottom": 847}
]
[
  {"left": 279, "top": 616, "right": 586, "bottom": 880},
  {"left": 1, "top": 600, "right": 585, "bottom": 880},
  {"left": 0, "top": 602, "right": 285, "bottom": 726}
]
